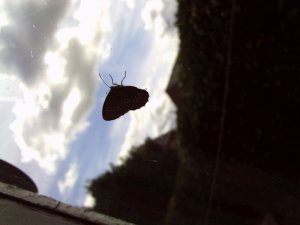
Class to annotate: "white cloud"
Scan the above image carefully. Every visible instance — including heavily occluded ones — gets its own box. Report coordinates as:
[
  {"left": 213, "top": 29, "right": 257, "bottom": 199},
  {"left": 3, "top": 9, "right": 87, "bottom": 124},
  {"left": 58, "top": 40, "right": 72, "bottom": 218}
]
[
  {"left": 0, "top": 10, "right": 9, "bottom": 27},
  {"left": 83, "top": 193, "right": 96, "bottom": 207},
  {"left": 0, "top": 0, "right": 71, "bottom": 85},
  {"left": 119, "top": 0, "right": 135, "bottom": 10},
  {"left": 58, "top": 162, "right": 78, "bottom": 194},
  {"left": 141, "top": 0, "right": 177, "bottom": 37},
  {"left": 141, "top": 0, "right": 163, "bottom": 31},
  {"left": 118, "top": 0, "right": 179, "bottom": 161},
  {"left": 0, "top": 96, "right": 19, "bottom": 102},
  {"left": 0, "top": 75, "right": 22, "bottom": 102},
  {"left": 118, "top": 82, "right": 177, "bottom": 161},
  {"left": 0, "top": 0, "right": 179, "bottom": 206},
  {"left": 0, "top": 0, "right": 113, "bottom": 174}
]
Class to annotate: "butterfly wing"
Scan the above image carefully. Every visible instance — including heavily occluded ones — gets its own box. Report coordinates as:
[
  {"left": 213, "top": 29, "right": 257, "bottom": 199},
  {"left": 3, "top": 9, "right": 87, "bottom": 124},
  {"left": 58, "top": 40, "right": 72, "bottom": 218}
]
[{"left": 102, "top": 86, "right": 149, "bottom": 120}]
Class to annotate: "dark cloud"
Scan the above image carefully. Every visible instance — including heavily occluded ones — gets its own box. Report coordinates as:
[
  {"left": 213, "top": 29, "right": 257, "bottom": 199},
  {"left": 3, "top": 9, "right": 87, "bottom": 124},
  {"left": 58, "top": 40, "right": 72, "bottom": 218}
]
[
  {"left": 0, "top": 0, "right": 71, "bottom": 86},
  {"left": 1, "top": 0, "right": 104, "bottom": 173},
  {"left": 60, "top": 38, "right": 100, "bottom": 135}
]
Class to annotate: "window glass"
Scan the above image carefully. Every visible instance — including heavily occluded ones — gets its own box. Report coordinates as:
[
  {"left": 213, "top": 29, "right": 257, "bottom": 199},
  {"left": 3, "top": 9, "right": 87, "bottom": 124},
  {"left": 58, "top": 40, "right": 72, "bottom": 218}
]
[{"left": 0, "top": 1, "right": 299, "bottom": 224}]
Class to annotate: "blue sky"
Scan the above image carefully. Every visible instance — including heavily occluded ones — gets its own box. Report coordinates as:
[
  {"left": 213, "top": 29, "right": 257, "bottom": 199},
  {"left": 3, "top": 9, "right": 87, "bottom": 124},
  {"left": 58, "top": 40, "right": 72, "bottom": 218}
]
[{"left": 0, "top": 0, "right": 178, "bottom": 206}]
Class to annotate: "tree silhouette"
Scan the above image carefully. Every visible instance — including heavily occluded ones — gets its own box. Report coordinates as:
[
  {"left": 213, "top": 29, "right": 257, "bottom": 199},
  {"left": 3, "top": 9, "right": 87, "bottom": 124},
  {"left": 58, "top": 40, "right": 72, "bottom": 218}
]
[
  {"left": 166, "top": 0, "right": 300, "bottom": 224},
  {"left": 88, "top": 138, "right": 179, "bottom": 225}
]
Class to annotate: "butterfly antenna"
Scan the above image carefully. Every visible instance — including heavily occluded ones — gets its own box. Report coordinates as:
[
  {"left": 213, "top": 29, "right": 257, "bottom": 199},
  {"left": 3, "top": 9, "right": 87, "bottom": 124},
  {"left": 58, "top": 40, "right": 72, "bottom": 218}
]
[
  {"left": 121, "top": 70, "right": 126, "bottom": 85},
  {"left": 109, "top": 74, "right": 117, "bottom": 85},
  {"left": 99, "top": 73, "right": 110, "bottom": 88}
]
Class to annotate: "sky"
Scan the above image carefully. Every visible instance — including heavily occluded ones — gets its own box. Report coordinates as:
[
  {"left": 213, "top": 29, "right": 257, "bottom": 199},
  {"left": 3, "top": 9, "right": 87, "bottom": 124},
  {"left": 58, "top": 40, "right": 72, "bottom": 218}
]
[{"left": 0, "top": 0, "right": 178, "bottom": 207}]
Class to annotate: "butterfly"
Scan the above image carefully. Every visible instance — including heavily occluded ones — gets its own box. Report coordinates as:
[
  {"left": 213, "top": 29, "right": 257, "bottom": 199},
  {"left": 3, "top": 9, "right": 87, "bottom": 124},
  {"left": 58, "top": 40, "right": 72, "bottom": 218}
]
[{"left": 99, "top": 71, "right": 149, "bottom": 121}]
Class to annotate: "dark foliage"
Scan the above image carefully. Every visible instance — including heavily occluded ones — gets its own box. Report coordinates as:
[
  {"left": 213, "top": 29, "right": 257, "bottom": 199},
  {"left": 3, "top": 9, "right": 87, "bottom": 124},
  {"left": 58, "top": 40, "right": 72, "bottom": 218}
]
[
  {"left": 88, "top": 139, "right": 179, "bottom": 225},
  {"left": 88, "top": 0, "right": 300, "bottom": 224},
  {"left": 176, "top": 0, "right": 300, "bottom": 176},
  {"left": 166, "top": 0, "right": 300, "bottom": 224}
]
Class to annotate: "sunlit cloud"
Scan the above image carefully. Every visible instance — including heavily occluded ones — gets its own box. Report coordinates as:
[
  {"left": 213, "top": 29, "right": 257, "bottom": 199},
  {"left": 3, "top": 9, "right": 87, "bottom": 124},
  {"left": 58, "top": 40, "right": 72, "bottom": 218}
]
[
  {"left": 60, "top": 87, "right": 82, "bottom": 130},
  {"left": 0, "top": 0, "right": 179, "bottom": 206},
  {"left": 141, "top": 0, "right": 163, "bottom": 30},
  {"left": 58, "top": 162, "right": 78, "bottom": 194},
  {"left": 0, "top": 0, "right": 112, "bottom": 174},
  {"left": 119, "top": 0, "right": 135, "bottom": 10},
  {"left": 0, "top": 12, "right": 9, "bottom": 27},
  {"left": 141, "top": 0, "right": 177, "bottom": 37},
  {"left": 0, "top": 97, "right": 19, "bottom": 102},
  {"left": 44, "top": 52, "right": 67, "bottom": 85},
  {"left": 0, "top": 75, "right": 22, "bottom": 102},
  {"left": 83, "top": 193, "right": 96, "bottom": 207},
  {"left": 118, "top": 81, "right": 177, "bottom": 161},
  {"left": 117, "top": 0, "right": 178, "bottom": 162}
]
